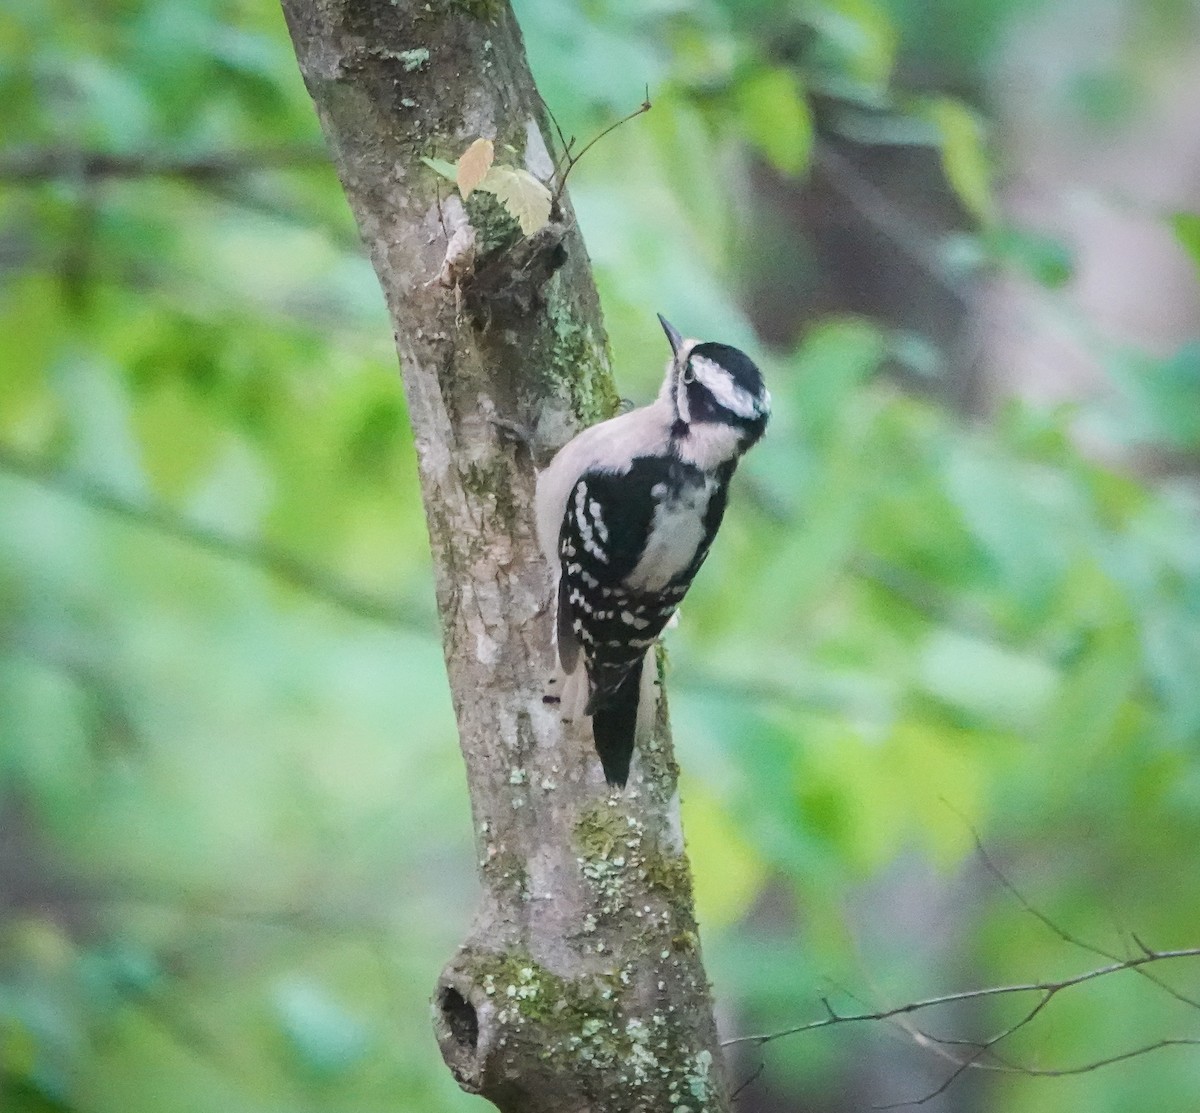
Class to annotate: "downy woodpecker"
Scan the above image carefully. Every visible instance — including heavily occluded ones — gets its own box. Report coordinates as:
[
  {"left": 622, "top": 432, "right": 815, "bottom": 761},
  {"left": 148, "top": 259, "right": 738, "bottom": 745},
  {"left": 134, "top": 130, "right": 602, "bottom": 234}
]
[{"left": 535, "top": 315, "right": 770, "bottom": 786}]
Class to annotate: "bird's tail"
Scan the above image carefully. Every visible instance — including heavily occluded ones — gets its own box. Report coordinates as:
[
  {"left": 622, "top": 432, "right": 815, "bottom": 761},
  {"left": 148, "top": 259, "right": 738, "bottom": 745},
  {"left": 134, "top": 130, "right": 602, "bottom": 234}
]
[{"left": 587, "top": 655, "right": 646, "bottom": 788}]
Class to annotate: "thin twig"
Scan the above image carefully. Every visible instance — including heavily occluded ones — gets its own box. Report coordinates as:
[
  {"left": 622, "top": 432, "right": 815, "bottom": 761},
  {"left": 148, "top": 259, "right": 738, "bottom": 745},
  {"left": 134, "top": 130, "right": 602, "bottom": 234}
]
[
  {"left": 551, "top": 90, "right": 652, "bottom": 202},
  {"left": 729, "top": 1059, "right": 766, "bottom": 1102},
  {"left": 980, "top": 1037, "right": 1200, "bottom": 1079},
  {"left": 874, "top": 1042, "right": 994, "bottom": 1109},
  {"left": 876, "top": 1038, "right": 1200, "bottom": 1109},
  {"left": 539, "top": 95, "right": 574, "bottom": 181},
  {"left": 722, "top": 947, "right": 1200, "bottom": 1050}
]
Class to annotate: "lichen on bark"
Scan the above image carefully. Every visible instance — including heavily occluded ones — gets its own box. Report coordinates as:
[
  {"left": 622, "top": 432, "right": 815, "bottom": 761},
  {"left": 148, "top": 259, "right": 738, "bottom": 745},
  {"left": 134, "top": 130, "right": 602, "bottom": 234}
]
[{"left": 280, "top": 2, "right": 731, "bottom": 1110}]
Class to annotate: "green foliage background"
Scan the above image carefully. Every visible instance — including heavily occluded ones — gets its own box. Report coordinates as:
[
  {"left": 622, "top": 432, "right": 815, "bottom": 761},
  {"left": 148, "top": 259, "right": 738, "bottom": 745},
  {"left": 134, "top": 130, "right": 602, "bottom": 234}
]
[{"left": 2, "top": 0, "right": 1199, "bottom": 1110}]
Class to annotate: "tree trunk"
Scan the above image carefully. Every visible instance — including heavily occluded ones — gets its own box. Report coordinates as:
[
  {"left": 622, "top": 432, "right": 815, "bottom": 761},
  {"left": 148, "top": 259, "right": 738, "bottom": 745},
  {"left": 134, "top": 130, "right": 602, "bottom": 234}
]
[{"left": 279, "top": 3, "right": 731, "bottom": 1110}]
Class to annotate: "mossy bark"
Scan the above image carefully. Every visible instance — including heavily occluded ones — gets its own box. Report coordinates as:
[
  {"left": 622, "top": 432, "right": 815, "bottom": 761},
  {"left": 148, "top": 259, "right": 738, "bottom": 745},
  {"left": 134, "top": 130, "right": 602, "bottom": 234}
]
[{"left": 279, "top": 3, "right": 731, "bottom": 1110}]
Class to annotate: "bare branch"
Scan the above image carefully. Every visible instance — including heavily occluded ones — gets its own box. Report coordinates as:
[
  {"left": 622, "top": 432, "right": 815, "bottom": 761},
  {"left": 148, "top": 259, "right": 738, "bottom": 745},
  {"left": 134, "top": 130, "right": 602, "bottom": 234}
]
[
  {"left": 723, "top": 947, "right": 1200, "bottom": 1050},
  {"left": 964, "top": 821, "right": 1200, "bottom": 1012},
  {"left": 986, "top": 1037, "right": 1200, "bottom": 1078},
  {"left": 726, "top": 953, "right": 1200, "bottom": 1109},
  {"left": 880, "top": 986, "right": 1062, "bottom": 1110},
  {"left": 873, "top": 1042, "right": 994, "bottom": 1109},
  {"left": 723, "top": 836, "right": 1200, "bottom": 1110},
  {"left": 876, "top": 1036, "right": 1200, "bottom": 1109}
]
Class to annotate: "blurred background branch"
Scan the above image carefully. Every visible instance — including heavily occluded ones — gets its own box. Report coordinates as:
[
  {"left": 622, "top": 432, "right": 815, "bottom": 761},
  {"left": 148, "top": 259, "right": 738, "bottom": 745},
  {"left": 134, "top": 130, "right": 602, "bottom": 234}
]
[
  {"left": 0, "top": 145, "right": 332, "bottom": 183},
  {"left": 0, "top": 444, "right": 422, "bottom": 627}
]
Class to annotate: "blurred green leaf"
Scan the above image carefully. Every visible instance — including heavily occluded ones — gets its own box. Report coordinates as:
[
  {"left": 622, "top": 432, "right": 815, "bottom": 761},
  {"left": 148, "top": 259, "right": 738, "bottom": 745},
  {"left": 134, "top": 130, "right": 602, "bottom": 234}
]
[
  {"left": 53, "top": 54, "right": 155, "bottom": 151},
  {"left": 273, "top": 979, "right": 370, "bottom": 1079},
  {"left": 735, "top": 66, "right": 813, "bottom": 176},
  {"left": 887, "top": 329, "right": 943, "bottom": 378},
  {"left": 917, "top": 627, "right": 1058, "bottom": 730},
  {"left": 808, "top": 0, "right": 898, "bottom": 90},
  {"left": 792, "top": 317, "right": 887, "bottom": 444},
  {"left": 881, "top": 720, "right": 985, "bottom": 863},
  {"left": 1107, "top": 343, "right": 1200, "bottom": 449},
  {"left": 1046, "top": 618, "right": 1140, "bottom": 758},
  {"left": 943, "top": 440, "right": 1071, "bottom": 616},
  {"left": 420, "top": 156, "right": 458, "bottom": 182},
  {"left": 1143, "top": 603, "right": 1200, "bottom": 745},
  {"left": 641, "top": 94, "right": 729, "bottom": 266},
  {"left": 131, "top": 382, "right": 224, "bottom": 499},
  {"left": 925, "top": 96, "right": 995, "bottom": 225},
  {"left": 679, "top": 781, "right": 767, "bottom": 928},
  {"left": 989, "top": 225, "right": 1075, "bottom": 288},
  {"left": 1170, "top": 211, "right": 1200, "bottom": 280}
]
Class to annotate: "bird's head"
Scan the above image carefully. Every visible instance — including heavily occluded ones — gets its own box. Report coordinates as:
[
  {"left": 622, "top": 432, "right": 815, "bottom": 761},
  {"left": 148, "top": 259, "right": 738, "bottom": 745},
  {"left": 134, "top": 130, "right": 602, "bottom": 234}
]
[{"left": 657, "top": 314, "right": 770, "bottom": 447}]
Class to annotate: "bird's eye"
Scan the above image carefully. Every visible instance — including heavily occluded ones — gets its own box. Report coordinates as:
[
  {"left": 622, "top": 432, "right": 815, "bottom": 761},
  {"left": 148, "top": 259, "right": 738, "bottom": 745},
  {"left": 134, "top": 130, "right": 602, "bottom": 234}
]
[{"left": 681, "top": 363, "right": 695, "bottom": 385}]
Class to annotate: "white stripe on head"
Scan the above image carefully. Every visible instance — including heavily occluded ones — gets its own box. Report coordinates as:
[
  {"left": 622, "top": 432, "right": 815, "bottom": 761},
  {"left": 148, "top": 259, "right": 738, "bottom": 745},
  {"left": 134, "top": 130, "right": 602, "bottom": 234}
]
[
  {"left": 674, "top": 368, "right": 691, "bottom": 424},
  {"left": 689, "top": 355, "right": 765, "bottom": 420},
  {"left": 657, "top": 336, "right": 700, "bottom": 421}
]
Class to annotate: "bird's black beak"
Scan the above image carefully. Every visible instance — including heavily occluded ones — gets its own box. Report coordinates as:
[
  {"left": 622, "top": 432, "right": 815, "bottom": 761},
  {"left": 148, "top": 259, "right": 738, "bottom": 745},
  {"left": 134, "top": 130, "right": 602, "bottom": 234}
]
[{"left": 657, "top": 314, "right": 684, "bottom": 358}]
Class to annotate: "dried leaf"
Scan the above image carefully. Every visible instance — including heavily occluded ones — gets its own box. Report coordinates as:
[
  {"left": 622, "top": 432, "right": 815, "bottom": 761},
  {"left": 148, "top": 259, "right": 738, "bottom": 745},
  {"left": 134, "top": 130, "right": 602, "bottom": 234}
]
[
  {"left": 477, "top": 166, "right": 552, "bottom": 235},
  {"left": 456, "top": 138, "right": 494, "bottom": 199}
]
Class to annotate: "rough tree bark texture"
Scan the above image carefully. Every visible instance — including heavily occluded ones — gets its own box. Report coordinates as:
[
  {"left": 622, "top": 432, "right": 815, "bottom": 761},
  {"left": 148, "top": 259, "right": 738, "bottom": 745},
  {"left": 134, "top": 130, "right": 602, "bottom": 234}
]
[{"left": 280, "top": 3, "right": 731, "bottom": 1111}]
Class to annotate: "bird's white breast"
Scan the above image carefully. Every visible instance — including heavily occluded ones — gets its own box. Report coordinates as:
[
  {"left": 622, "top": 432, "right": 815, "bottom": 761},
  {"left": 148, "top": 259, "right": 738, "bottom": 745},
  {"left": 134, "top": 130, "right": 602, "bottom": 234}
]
[{"left": 623, "top": 477, "right": 716, "bottom": 592}]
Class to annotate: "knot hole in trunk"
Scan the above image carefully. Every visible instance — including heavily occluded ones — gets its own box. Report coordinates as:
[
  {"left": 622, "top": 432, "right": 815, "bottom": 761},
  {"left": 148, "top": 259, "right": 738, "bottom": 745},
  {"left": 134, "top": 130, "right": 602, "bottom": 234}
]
[{"left": 438, "top": 985, "right": 479, "bottom": 1052}]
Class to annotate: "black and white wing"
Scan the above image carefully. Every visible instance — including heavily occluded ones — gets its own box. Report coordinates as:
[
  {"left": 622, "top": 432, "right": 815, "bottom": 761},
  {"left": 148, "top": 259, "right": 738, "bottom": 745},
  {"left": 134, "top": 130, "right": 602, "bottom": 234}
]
[{"left": 554, "top": 457, "right": 729, "bottom": 784}]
